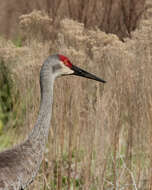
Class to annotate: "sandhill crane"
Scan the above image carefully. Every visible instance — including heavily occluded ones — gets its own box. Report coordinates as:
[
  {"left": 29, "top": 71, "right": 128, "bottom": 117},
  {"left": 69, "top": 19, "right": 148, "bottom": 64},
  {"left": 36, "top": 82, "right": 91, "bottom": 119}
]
[{"left": 0, "top": 54, "right": 106, "bottom": 190}]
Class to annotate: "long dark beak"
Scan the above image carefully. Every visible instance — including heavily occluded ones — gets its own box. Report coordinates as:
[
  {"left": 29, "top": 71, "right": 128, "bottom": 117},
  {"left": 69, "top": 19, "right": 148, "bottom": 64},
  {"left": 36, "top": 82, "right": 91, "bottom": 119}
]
[{"left": 71, "top": 65, "right": 106, "bottom": 83}]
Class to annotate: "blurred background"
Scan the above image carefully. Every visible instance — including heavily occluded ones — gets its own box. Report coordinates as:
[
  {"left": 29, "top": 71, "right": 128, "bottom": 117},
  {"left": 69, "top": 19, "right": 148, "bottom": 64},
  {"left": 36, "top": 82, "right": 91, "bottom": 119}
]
[{"left": 0, "top": 0, "right": 152, "bottom": 189}]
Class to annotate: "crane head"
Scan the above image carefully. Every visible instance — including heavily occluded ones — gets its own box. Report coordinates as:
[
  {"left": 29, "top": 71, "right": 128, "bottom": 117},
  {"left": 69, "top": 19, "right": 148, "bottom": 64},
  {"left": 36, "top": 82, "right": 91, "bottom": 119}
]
[{"left": 58, "top": 54, "right": 106, "bottom": 83}]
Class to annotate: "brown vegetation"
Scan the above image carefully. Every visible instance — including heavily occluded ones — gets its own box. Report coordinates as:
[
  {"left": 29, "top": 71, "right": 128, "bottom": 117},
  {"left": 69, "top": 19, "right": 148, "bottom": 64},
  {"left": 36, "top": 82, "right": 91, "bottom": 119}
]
[
  {"left": 0, "top": 0, "right": 146, "bottom": 39},
  {"left": 0, "top": 9, "right": 152, "bottom": 189}
]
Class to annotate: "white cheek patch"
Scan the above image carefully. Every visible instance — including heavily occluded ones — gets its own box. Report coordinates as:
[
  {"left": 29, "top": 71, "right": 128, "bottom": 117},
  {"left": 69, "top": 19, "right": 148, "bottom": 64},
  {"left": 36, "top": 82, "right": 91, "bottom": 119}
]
[{"left": 61, "top": 63, "right": 74, "bottom": 75}]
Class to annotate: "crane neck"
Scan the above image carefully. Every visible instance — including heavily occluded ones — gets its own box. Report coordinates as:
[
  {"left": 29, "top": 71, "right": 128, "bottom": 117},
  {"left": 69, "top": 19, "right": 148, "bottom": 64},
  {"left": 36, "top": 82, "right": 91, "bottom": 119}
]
[{"left": 27, "top": 70, "right": 55, "bottom": 150}]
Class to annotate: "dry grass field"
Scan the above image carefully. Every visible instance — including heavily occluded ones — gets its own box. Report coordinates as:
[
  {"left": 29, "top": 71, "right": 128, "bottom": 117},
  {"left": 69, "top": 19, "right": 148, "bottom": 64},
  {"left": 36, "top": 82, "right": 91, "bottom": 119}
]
[
  {"left": 0, "top": 1, "right": 152, "bottom": 190},
  {"left": 0, "top": 0, "right": 145, "bottom": 39}
]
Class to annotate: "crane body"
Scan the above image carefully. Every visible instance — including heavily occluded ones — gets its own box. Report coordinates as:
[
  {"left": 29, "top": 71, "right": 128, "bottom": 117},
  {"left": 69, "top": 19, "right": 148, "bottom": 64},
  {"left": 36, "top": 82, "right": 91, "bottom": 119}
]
[{"left": 0, "top": 54, "right": 106, "bottom": 190}]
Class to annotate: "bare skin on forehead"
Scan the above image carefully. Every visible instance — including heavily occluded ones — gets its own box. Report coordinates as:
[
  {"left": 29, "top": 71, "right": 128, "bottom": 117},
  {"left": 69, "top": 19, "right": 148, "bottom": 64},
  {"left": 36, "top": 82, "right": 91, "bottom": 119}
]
[{"left": 58, "top": 54, "right": 73, "bottom": 68}]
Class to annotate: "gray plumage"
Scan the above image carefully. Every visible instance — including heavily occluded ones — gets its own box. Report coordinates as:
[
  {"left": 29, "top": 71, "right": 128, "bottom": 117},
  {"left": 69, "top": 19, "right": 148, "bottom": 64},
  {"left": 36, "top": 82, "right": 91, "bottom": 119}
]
[
  {"left": 0, "top": 55, "right": 61, "bottom": 190},
  {"left": 0, "top": 54, "right": 106, "bottom": 190}
]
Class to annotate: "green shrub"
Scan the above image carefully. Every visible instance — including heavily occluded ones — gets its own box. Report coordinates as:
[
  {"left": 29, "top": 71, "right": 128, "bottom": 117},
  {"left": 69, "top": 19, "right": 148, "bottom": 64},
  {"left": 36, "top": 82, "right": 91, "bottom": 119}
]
[{"left": 0, "top": 61, "right": 13, "bottom": 126}]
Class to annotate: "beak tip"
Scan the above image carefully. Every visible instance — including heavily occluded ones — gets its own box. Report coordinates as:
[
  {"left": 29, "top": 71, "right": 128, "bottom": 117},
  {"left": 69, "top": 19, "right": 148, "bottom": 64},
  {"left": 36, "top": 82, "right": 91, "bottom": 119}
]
[
  {"left": 101, "top": 80, "right": 106, "bottom": 83},
  {"left": 72, "top": 64, "right": 107, "bottom": 84}
]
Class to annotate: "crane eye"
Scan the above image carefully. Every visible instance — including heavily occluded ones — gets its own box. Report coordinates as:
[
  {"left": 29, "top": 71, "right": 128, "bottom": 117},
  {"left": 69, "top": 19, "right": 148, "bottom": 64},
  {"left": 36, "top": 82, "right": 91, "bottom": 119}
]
[
  {"left": 63, "top": 59, "right": 72, "bottom": 68},
  {"left": 58, "top": 54, "right": 72, "bottom": 68}
]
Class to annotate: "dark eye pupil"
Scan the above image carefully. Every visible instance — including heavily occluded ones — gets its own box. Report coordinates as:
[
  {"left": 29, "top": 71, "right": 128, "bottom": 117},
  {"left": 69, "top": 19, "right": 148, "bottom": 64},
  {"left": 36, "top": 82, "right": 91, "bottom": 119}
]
[
  {"left": 64, "top": 60, "right": 69, "bottom": 66},
  {"left": 63, "top": 59, "right": 72, "bottom": 68}
]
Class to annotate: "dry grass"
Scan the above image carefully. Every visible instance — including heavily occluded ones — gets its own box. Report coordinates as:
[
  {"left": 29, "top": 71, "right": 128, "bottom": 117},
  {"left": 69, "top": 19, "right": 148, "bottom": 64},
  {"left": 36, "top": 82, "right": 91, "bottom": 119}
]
[
  {"left": 0, "top": 10, "right": 152, "bottom": 190},
  {"left": 0, "top": 0, "right": 146, "bottom": 39}
]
